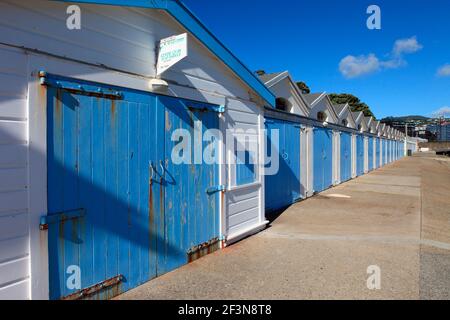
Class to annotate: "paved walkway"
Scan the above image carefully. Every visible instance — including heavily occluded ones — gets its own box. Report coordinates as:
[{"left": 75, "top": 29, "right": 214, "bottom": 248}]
[{"left": 117, "top": 154, "right": 450, "bottom": 300}]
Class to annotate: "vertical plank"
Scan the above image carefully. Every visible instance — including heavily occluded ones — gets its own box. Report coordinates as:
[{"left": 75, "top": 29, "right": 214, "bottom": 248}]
[
  {"left": 62, "top": 90, "right": 80, "bottom": 298},
  {"left": 155, "top": 97, "right": 167, "bottom": 276},
  {"left": 78, "top": 95, "right": 94, "bottom": 292},
  {"left": 104, "top": 98, "right": 119, "bottom": 285},
  {"left": 164, "top": 97, "right": 184, "bottom": 272},
  {"left": 138, "top": 101, "right": 150, "bottom": 283},
  {"left": 127, "top": 101, "right": 140, "bottom": 288},
  {"left": 91, "top": 97, "right": 106, "bottom": 287},
  {"left": 117, "top": 100, "right": 130, "bottom": 292},
  {"left": 147, "top": 95, "right": 160, "bottom": 279}
]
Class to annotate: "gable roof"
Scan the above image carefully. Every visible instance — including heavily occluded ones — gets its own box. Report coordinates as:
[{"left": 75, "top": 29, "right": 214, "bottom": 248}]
[
  {"left": 332, "top": 103, "right": 357, "bottom": 128},
  {"left": 333, "top": 104, "right": 347, "bottom": 116},
  {"left": 258, "top": 71, "right": 310, "bottom": 116},
  {"left": 258, "top": 72, "right": 285, "bottom": 84},
  {"left": 374, "top": 121, "right": 381, "bottom": 135},
  {"left": 380, "top": 123, "right": 387, "bottom": 136},
  {"left": 352, "top": 112, "right": 363, "bottom": 124},
  {"left": 303, "top": 93, "right": 339, "bottom": 123},
  {"left": 364, "top": 116, "right": 377, "bottom": 133},
  {"left": 303, "top": 93, "right": 325, "bottom": 106},
  {"left": 53, "top": 0, "right": 275, "bottom": 107}
]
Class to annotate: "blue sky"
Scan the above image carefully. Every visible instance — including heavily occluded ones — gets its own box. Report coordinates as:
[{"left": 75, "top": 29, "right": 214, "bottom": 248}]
[{"left": 183, "top": 0, "right": 450, "bottom": 119}]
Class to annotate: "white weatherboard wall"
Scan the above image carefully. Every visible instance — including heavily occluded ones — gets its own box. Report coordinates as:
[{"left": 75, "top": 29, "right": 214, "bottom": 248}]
[
  {"left": 0, "top": 46, "right": 30, "bottom": 300},
  {"left": 332, "top": 130, "right": 340, "bottom": 185},
  {"left": 300, "top": 126, "right": 313, "bottom": 198},
  {"left": 0, "top": 0, "right": 267, "bottom": 299},
  {"left": 351, "top": 134, "right": 357, "bottom": 178}
]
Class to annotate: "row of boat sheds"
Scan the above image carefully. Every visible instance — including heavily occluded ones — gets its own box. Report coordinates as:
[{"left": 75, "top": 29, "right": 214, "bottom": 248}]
[{"left": 0, "top": 0, "right": 418, "bottom": 300}]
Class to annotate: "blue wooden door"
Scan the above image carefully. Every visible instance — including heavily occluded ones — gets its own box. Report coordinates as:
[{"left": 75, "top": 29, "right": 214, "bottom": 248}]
[
  {"left": 395, "top": 141, "right": 398, "bottom": 160},
  {"left": 284, "top": 122, "right": 301, "bottom": 203},
  {"left": 313, "top": 127, "right": 332, "bottom": 193},
  {"left": 45, "top": 75, "right": 220, "bottom": 300},
  {"left": 340, "top": 132, "right": 352, "bottom": 182},
  {"left": 356, "top": 135, "right": 364, "bottom": 176},
  {"left": 265, "top": 119, "right": 301, "bottom": 212},
  {"left": 376, "top": 138, "right": 381, "bottom": 168},
  {"left": 368, "top": 137, "right": 374, "bottom": 171},
  {"left": 389, "top": 140, "right": 392, "bottom": 162},
  {"left": 158, "top": 96, "right": 221, "bottom": 275},
  {"left": 383, "top": 139, "right": 387, "bottom": 165}
]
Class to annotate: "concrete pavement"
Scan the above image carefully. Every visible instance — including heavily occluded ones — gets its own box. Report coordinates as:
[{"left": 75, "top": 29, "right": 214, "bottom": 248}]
[{"left": 116, "top": 153, "right": 450, "bottom": 300}]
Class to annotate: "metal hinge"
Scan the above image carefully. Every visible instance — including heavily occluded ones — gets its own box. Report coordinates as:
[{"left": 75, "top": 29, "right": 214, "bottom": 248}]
[
  {"left": 212, "top": 105, "right": 225, "bottom": 113},
  {"left": 187, "top": 102, "right": 225, "bottom": 113},
  {"left": 206, "top": 185, "right": 226, "bottom": 195},
  {"left": 39, "top": 71, "right": 123, "bottom": 100},
  {"left": 61, "top": 275, "right": 123, "bottom": 300},
  {"left": 187, "top": 237, "right": 221, "bottom": 263}
]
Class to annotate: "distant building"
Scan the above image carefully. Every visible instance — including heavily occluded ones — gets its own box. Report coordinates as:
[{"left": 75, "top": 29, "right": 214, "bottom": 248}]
[{"left": 428, "top": 122, "right": 450, "bottom": 141}]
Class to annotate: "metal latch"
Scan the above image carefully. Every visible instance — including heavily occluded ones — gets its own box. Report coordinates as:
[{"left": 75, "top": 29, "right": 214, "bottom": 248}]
[
  {"left": 206, "top": 185, "right": 226, "bottom": 195},
  {"left": 40, "top": 209, "right": 85, "bottom": 231}
]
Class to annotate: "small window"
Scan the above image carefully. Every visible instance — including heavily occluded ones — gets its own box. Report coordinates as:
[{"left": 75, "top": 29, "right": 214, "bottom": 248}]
[
  {"left": 342, "top": 119, "right": 348, "bottom": 127},
  {"left": 275, "top": 98, "right": 290, "bottom": 112},
  {"left": 317, "top": 111, "right": 327, "bottom": 122},
  {"left": 358, "top": 124, "right": 362, "bottom": 131},
  {"left": 232, "top": 134, "right": 258, "bottom": 186}
]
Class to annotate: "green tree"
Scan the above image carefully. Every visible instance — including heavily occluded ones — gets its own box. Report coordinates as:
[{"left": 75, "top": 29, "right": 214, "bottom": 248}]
[
  {"left": 329, "top": 93, "right": 376, "bottom": 119},
  {"left": 296, "top": 81, "right": 311, "bottom": 94}
]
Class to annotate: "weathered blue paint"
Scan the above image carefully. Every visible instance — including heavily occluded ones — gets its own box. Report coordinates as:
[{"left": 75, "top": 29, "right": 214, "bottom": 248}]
[
  {"left": 265, "top": 118, "right": 301, "bottom": 212},
  {"left": 46, "top": 75, "right": 220, "bottom": 300},
  {"left": 340, "top": 132, "right": 352, "bottom": 182},
  {"left": 51, "top": 0, "right": 275, "bottom": 107},
  {"left": 313, "top": 127, "right": 333, "bottom": 193},
  {"left": 395, "top": 141, "right": 398, "bottom": 160},
  {"left": 368, "top": 137, "right": 374, "bottom": 171},
  {"left": 375, "top": 137, "right": 381, "bottom": 168},
  {"left": 356, "top": 135, "right": 364, "bottom": 176},
  {"left": 386, "top": 140, "right": 390, "bottom": 163}
]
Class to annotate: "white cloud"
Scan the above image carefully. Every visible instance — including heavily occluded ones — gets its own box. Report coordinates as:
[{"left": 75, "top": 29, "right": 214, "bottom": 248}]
[
  {"left": 437, "top": 64, "right": 450, "bottom": 77},
  {"left": 339, "top": 54, "right": 380, "bottom": 78},
  {"left": 431, "top": 106, "right": 450, "bottom": 118},
  {"left": 339, "top": 36, "right": 423, "bottom": 78},
  {"left": 392, "top": 36, "right": 423, "bottom": 56},
  {"left": 380, "top": 58, "right": 406, "bottom": 69}
]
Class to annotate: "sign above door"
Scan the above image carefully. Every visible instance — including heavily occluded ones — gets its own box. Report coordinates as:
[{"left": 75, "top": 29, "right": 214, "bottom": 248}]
[{"left": 156, "top": 33, "right": 188, "bottom": 75}]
